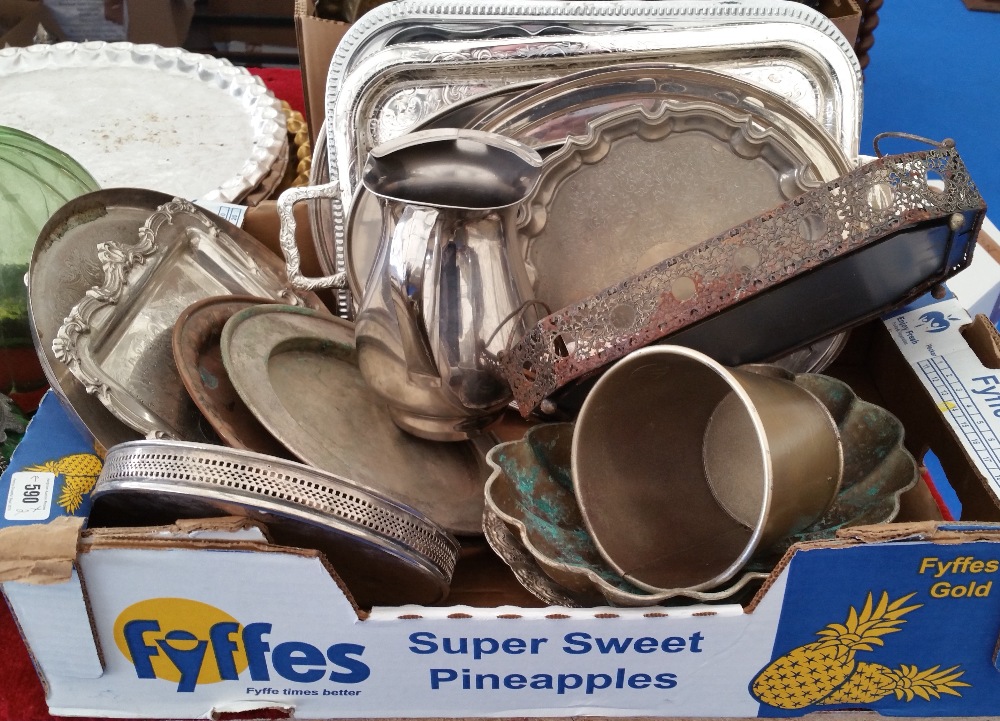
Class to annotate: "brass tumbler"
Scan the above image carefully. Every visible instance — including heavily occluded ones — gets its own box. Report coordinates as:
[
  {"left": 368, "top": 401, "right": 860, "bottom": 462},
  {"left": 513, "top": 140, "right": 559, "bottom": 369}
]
[{"left": 572, "top": 345, "right": 843, "bottom": 593}]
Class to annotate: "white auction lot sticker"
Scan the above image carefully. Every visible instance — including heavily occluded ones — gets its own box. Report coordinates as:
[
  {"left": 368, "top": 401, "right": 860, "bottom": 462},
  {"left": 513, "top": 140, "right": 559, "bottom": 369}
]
[{"left": 5, "top": 471, "right": 55, "bottom": 521}]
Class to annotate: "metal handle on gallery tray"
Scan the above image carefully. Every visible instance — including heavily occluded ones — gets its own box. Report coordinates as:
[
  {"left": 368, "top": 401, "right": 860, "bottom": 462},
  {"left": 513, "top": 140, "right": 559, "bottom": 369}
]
[{"left": 276, "top": 180, "right": 348, "bottom": 292}]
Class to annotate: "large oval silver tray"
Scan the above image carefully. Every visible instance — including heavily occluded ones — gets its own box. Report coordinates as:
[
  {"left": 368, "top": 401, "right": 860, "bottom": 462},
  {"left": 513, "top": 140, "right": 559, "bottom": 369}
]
[
  {"left": 314, "top": 12, "right": 861, "bottom": 316},
  {"left": 221, "top": 304, "right": 488, "bottom": 536},
  {"left": 0, "top": 41, "right": 286, "bottom": 203},
  {"left": 49, "top": 195, "right": 324, "bottom": 441},
  {"left": 91, "top": 439, "right": 460, "bottom": 608},
  {"left": 516, "top": 100, "right": 850, "bottom": 311}
]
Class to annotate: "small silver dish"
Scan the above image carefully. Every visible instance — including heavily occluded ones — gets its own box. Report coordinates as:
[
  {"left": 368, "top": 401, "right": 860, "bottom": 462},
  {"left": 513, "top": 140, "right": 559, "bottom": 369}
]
[
  {"left": 91, "top": 440, "right": 460, "bottom": 608},
  {"left": 50, "top": 196, "right": 324, "bottom": 441}
]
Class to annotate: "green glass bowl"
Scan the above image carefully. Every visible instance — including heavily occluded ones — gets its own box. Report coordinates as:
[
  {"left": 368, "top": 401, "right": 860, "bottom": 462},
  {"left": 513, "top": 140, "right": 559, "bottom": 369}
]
[{"left": 0, "top": 126, "right": 99, "bottom": 405}]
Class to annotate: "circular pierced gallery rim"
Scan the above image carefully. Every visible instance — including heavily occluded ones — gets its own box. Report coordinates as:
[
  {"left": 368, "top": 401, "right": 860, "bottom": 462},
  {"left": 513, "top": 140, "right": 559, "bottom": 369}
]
[{"left": 91, "top": 440, "right": 461, "bottom": 609}]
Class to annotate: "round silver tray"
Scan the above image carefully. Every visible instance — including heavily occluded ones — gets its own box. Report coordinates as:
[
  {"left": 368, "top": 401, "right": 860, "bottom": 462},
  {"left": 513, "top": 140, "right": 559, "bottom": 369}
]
[
  {"left": 91, "top": 440, "right": 461, "bottom": 608},
  {"left": 221, "top": 304, "right": 489, "bottom": 536}
]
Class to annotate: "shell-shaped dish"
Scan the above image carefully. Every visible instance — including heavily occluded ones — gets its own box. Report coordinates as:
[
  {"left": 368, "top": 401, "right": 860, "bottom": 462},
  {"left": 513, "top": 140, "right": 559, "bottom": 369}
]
[
  {"left": 785, "top": 372, "right": 919, "bottom": 545},
  {"left": 0, "top": 41, "right": 286, "bottom": 203}
]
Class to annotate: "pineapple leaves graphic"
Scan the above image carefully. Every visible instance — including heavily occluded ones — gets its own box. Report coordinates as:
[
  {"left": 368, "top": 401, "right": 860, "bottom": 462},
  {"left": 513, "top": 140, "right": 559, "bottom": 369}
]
[
  {"left": 25, "top": 452, "right": 103, "bottom": 514},
  {"left": 752, "top": 591, "right": 968, "bottom": 710}
]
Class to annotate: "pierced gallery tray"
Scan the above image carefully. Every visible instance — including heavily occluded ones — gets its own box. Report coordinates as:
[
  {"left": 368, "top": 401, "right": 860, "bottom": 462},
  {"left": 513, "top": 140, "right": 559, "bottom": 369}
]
[
  {"left": 91, "top": 440, "right": 461, "bottom": 608},
  {"left": 50, "top": 196, "right": 324, "bottom": 441},
  {"left": 0, "top": 42, "right": 286, "bottom": 203},
  {"left": 221, "top": 304, "right": 488, "bottom": 536}
]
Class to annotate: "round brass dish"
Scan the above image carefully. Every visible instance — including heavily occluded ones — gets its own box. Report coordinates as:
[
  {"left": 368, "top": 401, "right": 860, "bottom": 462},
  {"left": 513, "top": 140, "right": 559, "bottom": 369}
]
[
  {"left": 221, "top": 305, "right": 488, "bottom": 535},
  {"left": 172, "top": 296, "right": 289, "bottom": 457}
]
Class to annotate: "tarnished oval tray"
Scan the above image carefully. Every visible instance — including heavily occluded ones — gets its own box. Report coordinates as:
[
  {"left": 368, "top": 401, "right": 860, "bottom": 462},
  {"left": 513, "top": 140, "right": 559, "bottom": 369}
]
[
  {"left": 172, "top": 296, "right": 290, "bottom": 457},
  {"left": 220, "top": 304, "right": 488, "bottom": 536},
  {"left": 346, "top": 63, "right": 852, "bottom": 301},
  {"left": 0, "top": 42, "right": 286, "bottom": 203},
  {"left": 91, "top": 439, "right": 460, "bottom": 608},
  {"left": 516, "top": 100, "right": 851, "bottom": 311},
  {"left": 48, "top": 193, "right": 325, "bottom": 441}
]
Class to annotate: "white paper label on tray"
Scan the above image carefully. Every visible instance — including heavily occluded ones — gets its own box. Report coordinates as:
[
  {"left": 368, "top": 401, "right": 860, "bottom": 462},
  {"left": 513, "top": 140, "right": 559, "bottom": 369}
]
[
  {"left": 4, "top": 471, "right": 55, "bottom": 521},
  {"left": 194, "top": 201, "right": 247, "bottom": 228}
]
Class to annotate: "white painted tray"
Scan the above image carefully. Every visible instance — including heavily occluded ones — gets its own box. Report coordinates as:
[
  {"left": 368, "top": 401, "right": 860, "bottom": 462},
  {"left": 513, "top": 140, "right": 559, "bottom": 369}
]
[{"left": 0, "top": 41, "right": 286, "bottom": 203}]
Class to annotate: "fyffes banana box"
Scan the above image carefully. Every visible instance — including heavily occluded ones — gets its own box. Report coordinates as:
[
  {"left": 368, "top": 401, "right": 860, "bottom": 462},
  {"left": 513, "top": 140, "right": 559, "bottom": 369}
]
[{"left": 0, "top": 391, "right": 102, "bottom": 528}]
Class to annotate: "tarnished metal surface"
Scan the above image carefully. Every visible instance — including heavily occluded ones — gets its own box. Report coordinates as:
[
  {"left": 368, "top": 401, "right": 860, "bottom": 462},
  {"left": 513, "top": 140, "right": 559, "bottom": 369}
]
[
  {"left": 484, "top": 423, "right": 768, "bottom": 607},
  {"left": 501, "top": 146, "right": 986, "bottom": 414}
]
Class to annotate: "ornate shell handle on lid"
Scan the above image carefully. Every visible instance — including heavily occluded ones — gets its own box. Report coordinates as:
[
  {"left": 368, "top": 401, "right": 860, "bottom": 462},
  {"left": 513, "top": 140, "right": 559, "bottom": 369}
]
[{"left": 276, "top": 181, "right": 349, "bottom": 291}]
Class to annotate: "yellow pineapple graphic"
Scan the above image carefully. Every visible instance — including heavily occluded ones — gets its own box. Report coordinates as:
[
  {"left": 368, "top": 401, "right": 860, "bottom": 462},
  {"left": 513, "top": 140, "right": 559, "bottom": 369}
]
[
  {"left": 821, "top": 663, "right": 969, "bottom": 705},
  {"left": 752, "top": 591, "right": 921, "bottom": 709},
  {"left": 26, "top": 452, "right": 103, "bottom": 514}
]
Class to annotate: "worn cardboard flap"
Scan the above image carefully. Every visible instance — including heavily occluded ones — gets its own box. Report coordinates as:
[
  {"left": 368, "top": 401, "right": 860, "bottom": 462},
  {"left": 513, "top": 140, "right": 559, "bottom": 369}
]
[
  {"left": 83, "top": 516, "right": 272, "bottom": 544},
  {"left": 0, "top": 515, "right": 83, "bottom": 584},
  {"left": 294, "top": 0, "right": 349, "bottom": 143},
  {"left": 838, "top": 520, "right": 1000, "bottom": 543},
  {"left": 962, "top": 313, "right": 1000, "bottom": 367}
]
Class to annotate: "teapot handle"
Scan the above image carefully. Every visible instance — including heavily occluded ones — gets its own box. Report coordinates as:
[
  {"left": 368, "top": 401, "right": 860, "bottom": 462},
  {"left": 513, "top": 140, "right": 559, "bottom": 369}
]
[{"left": 276, "top": 181, "right": 349, "bottom": 291}]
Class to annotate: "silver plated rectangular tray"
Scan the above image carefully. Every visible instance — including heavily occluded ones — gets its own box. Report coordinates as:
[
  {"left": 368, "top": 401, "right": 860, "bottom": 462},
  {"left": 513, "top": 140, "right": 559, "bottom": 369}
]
[
  {"left": 51, "top": 197, "right": 324, "bottom": 441},
  {"left": 326, "top": 0, "right": 861, "bottom": 138}
]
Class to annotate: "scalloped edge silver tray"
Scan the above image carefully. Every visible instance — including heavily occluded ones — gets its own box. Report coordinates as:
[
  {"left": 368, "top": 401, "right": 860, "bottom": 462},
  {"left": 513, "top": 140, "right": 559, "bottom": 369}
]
[
  {"left": 0, "top": 41, "right": 286, "bottom": 203},
  {"left": 316, "top": 11, "right": 861, "bottom": 316}
]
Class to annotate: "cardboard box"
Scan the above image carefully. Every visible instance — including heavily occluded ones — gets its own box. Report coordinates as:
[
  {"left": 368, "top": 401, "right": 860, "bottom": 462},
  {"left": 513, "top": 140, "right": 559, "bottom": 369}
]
[
  {"left": 294, "top": 0, "right": 349, "bottom": 144},
  {"left": 0, "top": 0, "right": 64, "bottom": 46},
  {"left": 189, "top": 0, "right": 298, "bottom": 62},
  {"left": 5, "top": 202, "right": 1000, "bottom": 717},
  {"left": 820, "top": 0, "right": 863, "bottom": 48}
]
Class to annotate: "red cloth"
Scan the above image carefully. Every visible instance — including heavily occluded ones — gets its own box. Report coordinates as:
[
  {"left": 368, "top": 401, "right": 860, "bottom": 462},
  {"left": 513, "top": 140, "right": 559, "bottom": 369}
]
[
  {"left": 248, "top": 67, "right": 306, "bottom": 119},
  {"left": 0, "top": 598, "right": 52, "bottom": 721}
]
